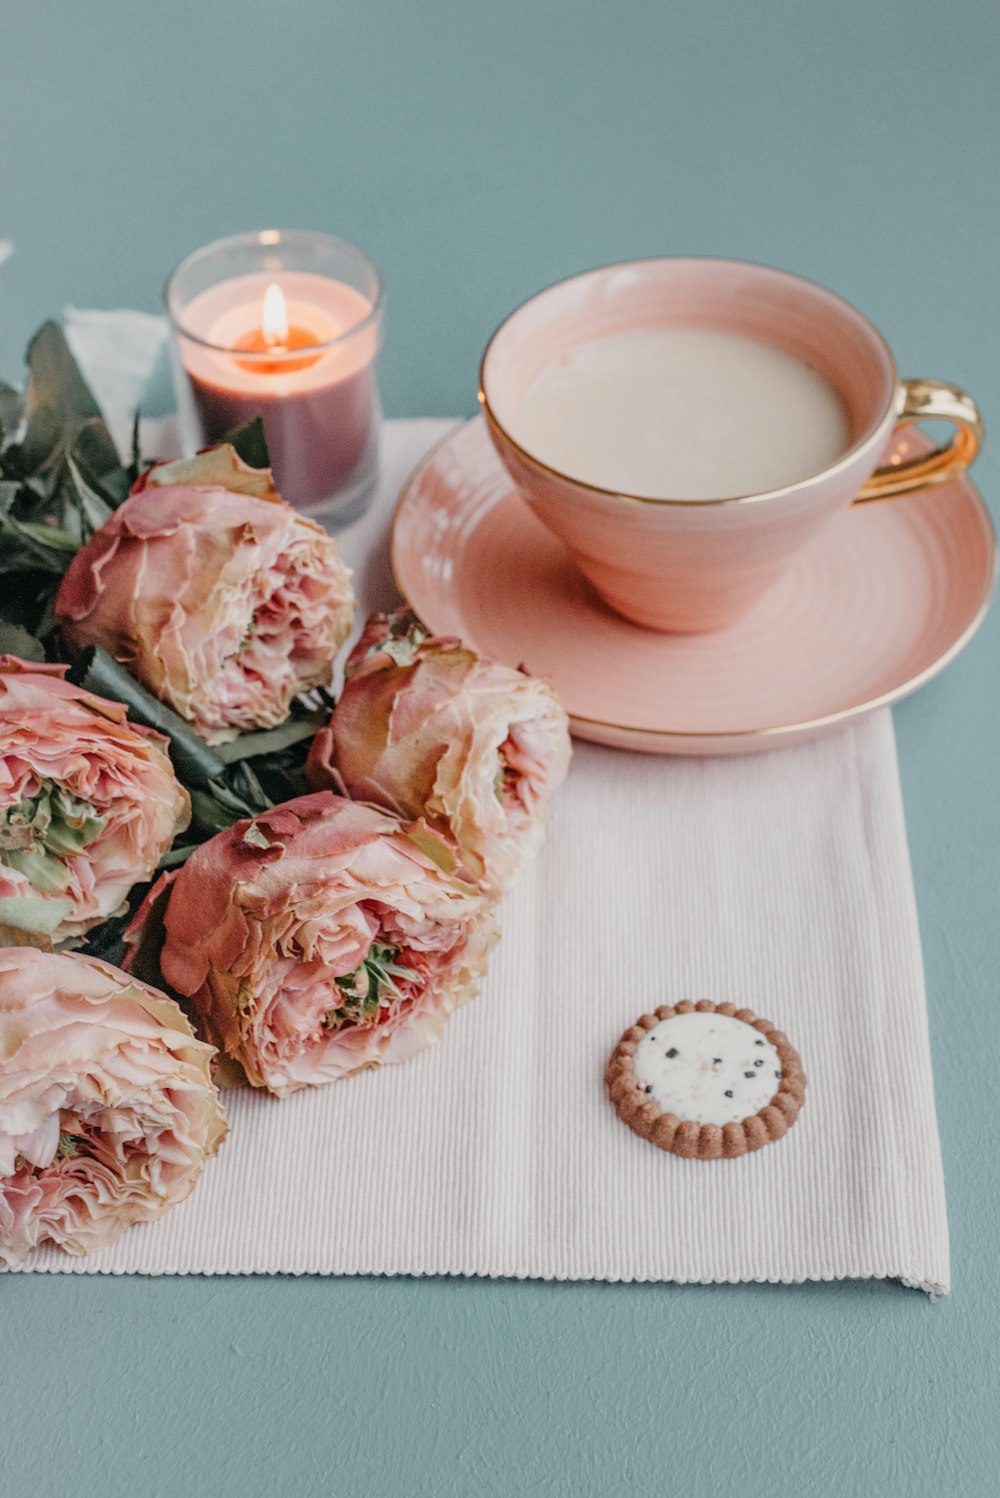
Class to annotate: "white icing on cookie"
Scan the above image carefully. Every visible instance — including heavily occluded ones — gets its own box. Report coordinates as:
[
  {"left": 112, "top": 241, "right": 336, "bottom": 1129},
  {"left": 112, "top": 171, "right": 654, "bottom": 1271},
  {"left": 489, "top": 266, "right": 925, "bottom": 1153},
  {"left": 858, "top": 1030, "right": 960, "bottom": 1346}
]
[{"left": 632, "top": 1012, "right": 781, "bottom": 1127}]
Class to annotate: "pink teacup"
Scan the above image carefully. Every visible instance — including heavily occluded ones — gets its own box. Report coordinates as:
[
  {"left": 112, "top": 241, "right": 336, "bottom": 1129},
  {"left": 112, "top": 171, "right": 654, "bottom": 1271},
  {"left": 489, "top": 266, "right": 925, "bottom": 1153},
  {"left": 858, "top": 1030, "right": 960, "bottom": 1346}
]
[{"left": 479, "top": 258, "right": 983, "bottom": 633}]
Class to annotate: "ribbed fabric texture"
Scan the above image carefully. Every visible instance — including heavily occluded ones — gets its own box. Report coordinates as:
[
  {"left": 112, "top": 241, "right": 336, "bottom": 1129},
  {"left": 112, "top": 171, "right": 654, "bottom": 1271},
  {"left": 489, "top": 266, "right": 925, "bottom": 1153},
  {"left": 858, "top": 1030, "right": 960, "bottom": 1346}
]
[{"left": 7, "top": 409, "right": 949, "bottom": 1291}]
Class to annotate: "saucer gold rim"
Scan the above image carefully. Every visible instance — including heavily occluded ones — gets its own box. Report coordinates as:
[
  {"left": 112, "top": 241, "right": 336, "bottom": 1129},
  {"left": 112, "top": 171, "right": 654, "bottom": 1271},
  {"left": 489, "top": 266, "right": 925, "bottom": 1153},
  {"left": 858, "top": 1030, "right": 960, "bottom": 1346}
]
[{"left": 389, "top": 418, "right": 996, "bottom": 750}]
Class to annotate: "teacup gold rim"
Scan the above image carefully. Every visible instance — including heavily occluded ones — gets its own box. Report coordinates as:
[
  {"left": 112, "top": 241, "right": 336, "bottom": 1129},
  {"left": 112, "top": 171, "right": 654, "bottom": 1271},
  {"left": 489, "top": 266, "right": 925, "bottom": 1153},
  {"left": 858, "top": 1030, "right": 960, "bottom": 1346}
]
[
  {"left": 388, "top": 416, "right": 996, "bottom": 743},
  {"left": 477, "top": 255, "right": 900, "bottom": 509}
]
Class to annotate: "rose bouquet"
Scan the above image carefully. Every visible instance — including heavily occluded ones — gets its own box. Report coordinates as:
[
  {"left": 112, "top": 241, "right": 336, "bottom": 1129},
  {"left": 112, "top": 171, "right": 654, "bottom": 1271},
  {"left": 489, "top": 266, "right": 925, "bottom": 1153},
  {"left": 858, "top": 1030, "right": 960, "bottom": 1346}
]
[
  {"left": 0, "top": 324, "right": 353, "bottom": 848},
  {"left": 0, "top": 321, "right": 573, "bottom": 1267},
  {"left": 0, "top": 946, "right": 226, "bottom": 1266},
  {"left": 0, "top": 656, "right": 189, "bottom": 948},
  {"left": 126, "top": 792, "right": 497, "bottom": 1096},
  {"left": 307, "top": 610, "right": 571, "bottom": 895}
]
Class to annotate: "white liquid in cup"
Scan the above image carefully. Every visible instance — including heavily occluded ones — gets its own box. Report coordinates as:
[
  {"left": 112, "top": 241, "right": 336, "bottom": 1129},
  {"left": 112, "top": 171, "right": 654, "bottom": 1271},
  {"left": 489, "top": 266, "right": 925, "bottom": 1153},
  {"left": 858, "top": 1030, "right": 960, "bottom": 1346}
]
[{"left": 514, "top": 327, "right": 851, "bottom": 500}]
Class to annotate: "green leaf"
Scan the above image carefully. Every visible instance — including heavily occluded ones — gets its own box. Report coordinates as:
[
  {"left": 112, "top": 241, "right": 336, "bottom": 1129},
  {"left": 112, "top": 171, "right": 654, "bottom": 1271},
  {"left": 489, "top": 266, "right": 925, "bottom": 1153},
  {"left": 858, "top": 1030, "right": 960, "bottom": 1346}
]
[
  {"left": 0, "top": 620, "right": 45, "bottom": 662},
  {"left": 0, "top": 322, "right": 135, "bottom": 636},
  {"left": 25, "top": 323, "right": 103, "bottom": 420},
  {"left": 0, "top": 381, "right": 24, "bottom": 444},
  {"left": 184, "top": 758, "right": 291, "bottom": 841},
  {"left": 76, "top": 646, "right": 227, "bottom": 787},
  {"left": 157, "top": 844, "right": 197, "bottom": 868},
  {"left": 229, "top": 759, "right": 268, "bottom": 807},
  {"left": 0, "top": 511, "right": 79, "bottom": 575},
  {"left": 128, "top": 410, "right": 142, "bottom": 488},
  {"left": 69, "top": 440, "right": 127, "bottom": 508},
  {"left": 211, "top": 709, "right": 328, "bottom": 765},
  {"left": 10, "top": 403, "right": 62, "bottom": 483},
  {"left": 66, "top": 455, "right": 115, "bottom": 536},
  {"left": 33, "top": 595, "right": 60, "bottom": 641},
  {"left": 11, "top": 519, "right": 78, "bottom": 552},
  {"left": 158, "top": 842, "right": 199, "bottom": 869},
  {"left": 188, "top": 787, "right": 250, "bottom": 838},
  {"left": 221, "top": 415, "right": 270, "bottom": 471},
  {"left": 81, "top": 912, "right": 130, "bottom": 966},
  {"left": 19, "top": 322, "right": 119, "bottom": 480}
]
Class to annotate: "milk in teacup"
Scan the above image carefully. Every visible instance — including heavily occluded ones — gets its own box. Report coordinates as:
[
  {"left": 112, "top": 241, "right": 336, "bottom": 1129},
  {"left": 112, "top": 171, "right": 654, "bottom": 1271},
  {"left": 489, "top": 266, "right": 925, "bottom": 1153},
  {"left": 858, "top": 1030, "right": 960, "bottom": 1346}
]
[{"left": 515, "top": 327, "right": 850, "bottom": 500}]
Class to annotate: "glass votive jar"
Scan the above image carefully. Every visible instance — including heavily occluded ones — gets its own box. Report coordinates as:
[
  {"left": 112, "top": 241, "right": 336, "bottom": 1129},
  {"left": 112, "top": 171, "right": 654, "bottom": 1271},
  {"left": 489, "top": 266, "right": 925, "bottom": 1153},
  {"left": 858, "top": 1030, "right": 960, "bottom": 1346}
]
[{"left": 165, "top": 229, "right": 383, "bottom": 527}]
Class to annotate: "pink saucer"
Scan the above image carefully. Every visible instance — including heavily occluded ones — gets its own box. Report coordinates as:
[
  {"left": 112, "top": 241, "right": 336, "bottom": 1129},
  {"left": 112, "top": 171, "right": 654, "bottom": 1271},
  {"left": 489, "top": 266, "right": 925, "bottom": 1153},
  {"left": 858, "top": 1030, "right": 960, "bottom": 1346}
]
[{"left": 390, "top": 418, "right": 995, "bottom": 755}]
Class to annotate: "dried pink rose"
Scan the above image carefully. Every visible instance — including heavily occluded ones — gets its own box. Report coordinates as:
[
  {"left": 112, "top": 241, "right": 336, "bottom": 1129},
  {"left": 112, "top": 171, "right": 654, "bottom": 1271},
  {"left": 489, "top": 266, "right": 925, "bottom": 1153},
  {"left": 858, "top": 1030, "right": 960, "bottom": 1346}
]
[
  {"left": 54, "top": 447, "right": 354, "bottom": 744},
  {"left": 306, "top": 611, "right": 571, "bottom": 896},
  {"left": 128, "top": 791, "right": 497, "bottom": 1097},
  {"left": 0, "top": 947, "right": 226, "bottom": 1266},
  {"left": 0, "top": 656, "right": 189, "bottom": 949}
]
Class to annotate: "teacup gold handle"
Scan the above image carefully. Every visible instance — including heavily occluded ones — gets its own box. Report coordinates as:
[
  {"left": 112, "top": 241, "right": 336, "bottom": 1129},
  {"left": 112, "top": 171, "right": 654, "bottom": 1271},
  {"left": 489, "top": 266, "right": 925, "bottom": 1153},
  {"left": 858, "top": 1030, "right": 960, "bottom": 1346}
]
[{"left": 854, "top": 378, "right": 984, "bottom": 504}]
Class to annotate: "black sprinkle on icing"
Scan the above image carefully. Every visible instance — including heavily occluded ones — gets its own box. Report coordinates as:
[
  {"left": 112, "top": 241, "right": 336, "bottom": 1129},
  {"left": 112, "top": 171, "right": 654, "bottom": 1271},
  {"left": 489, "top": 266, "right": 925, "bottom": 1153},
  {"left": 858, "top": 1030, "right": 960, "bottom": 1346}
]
[
  {"left": 753, "top": 1059, "right": 764, "bottom": 1067},
  {"left": 643, "top": 1084, "right": 653, "bottom": 1093},
  {"left": 755, "top": 1039, "right": 765, "bottom": 1047},
  {"left": 666, "top": 1048, "right": 679, "bottom": 1059},
  {"left": 744, "top": 1071, "right": 755, "bottom": 1079},
  {"left": 724, "top": 1090, "right": 733, "bottom": 1099},
  {"left": 712, "top": 1057, "right": 722, "bottom": 1065},
  {"left": 774, "top": 1070, "right": 781, "bottom": 1079}
]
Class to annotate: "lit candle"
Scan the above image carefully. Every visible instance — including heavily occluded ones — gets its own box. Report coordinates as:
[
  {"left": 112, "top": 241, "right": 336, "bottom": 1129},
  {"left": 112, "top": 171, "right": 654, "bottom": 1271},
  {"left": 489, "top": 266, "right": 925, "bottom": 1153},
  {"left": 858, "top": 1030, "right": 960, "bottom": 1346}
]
[
  {"left": 166, "top": 232, "right": 383, "bottom": 523},
  {"left": 232, "top": 283, "right": 322, "bottom": 374}
]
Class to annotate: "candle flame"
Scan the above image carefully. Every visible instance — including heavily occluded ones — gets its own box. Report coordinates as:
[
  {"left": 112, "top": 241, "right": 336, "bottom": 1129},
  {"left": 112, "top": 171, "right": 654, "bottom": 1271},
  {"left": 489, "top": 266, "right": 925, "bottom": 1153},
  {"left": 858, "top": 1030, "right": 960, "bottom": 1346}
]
[{"left": 261, "top": 282, "right": 289, "bottom": 348}]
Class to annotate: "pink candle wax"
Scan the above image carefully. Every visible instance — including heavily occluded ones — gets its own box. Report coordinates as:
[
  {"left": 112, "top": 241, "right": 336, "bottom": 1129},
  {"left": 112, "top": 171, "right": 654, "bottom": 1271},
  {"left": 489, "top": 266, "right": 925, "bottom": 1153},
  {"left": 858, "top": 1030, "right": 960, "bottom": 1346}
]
[{"left": 176, "top": 272, "right": 379, "bottom": 512}]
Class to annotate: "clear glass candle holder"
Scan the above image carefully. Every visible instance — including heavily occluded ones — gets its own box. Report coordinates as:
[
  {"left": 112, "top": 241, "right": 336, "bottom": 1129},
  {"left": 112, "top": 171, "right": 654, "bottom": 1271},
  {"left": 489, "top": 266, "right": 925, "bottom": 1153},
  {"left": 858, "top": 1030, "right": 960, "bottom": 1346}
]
[{"left": 165, "top": 229, "right": 383, "bottom": 527}]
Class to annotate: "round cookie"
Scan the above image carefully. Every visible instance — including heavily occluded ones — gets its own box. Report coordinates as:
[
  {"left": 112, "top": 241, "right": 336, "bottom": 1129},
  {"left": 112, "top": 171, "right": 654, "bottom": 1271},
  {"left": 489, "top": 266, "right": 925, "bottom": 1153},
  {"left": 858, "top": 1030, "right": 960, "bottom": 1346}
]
[{"left": 605, "top": 1000, "right": 806, "bottom": 1159}]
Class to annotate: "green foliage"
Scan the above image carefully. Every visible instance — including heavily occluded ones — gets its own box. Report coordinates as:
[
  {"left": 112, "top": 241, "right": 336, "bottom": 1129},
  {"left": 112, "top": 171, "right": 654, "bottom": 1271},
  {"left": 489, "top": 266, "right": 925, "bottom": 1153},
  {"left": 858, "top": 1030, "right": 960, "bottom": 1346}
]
[
  {"left": 325, "top": 943, "right": 418, "bottom": 1030},
  {"left": 225, "top": 415, "right": 270, "bottom": 471},
  {"left": 0, "top": 321, "right": 334, "bottom": 967}
]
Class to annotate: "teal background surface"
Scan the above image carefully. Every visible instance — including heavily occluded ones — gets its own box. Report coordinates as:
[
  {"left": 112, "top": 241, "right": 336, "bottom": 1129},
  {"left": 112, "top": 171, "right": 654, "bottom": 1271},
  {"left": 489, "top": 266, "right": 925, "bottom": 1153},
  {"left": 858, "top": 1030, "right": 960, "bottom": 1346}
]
[{"left": 3, "top": 3, "right": 999, "bottom": 1494}]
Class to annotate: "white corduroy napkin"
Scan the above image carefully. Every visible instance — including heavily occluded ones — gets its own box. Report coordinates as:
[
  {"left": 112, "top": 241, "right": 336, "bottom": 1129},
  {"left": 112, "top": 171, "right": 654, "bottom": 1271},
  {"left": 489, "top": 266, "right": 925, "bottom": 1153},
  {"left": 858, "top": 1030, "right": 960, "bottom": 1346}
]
[{"left": 10, "top": 315, "right": 949, "bottom": 1292}]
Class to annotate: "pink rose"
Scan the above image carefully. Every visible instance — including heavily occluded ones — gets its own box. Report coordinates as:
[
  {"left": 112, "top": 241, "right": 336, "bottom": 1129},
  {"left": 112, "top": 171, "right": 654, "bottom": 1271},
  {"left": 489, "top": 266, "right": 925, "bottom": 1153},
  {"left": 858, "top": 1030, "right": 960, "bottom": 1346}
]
[
  {"left": 54, "top": 448, "right": 354, "bottom": 744},
  {"left": 0, "top": 947, "right": 226, "bottom": 1265},
  {"left": 0, "top": 657, "right": 189, "bottom": 948},
  {"left": 306, "top": 611, "right": 571, "bottom": 895},
  {"left": 128, "top": 791, "right": 497, "bottom": 1097}
]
